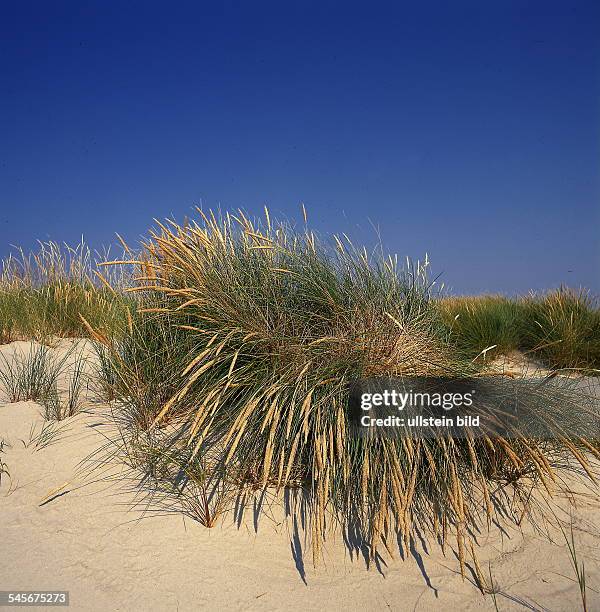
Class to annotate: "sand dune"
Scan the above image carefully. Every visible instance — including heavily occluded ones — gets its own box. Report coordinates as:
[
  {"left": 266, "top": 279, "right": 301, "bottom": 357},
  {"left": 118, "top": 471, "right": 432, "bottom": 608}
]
[{"left": 1, "top": 341, "right": 599, "bottom": 611}]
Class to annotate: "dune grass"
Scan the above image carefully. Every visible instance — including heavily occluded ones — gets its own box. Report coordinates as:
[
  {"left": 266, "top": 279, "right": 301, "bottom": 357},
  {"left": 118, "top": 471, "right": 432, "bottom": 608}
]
[
  {"left": 438, "top": 295, "right": 525, "bottom": 361},
  {"left": 2, "top": 240, "right": 598, "bottom": 371},
  {"left": 24, "top": 420, "right": 69, "bottom": 450},
  {"left": 439, "top": 290, "right": 600, "bottom": 371},
  {"left": 559, "top": 518, "right": 589, "bottom": 612},
  {"left": 0, "top": 212, "right": 598, "bottom": 572},
  {"left": 85, "top": 209, "right": 600, "bottom": 569},
  {"left": 0, "top": 344, "right": 62, "bottom": 403},
  {"left": 41, "top": 347, "right": 88, "bottom": 420},
  {"left": 521, "top": 288, "right": 600, "bottom": 371},
  {"left": 0, "top": 241, "right": 130, "bottom": 343},
  {"left": 0, "top": 342, "right": 89, "bottom": 420}
]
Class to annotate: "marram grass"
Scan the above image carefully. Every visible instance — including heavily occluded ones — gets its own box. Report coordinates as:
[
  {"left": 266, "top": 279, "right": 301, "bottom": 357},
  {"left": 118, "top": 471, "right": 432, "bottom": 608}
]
[
  {"left": 521, "top": 288, "right": 600, "bottom": 371},
  {"left": 0, "top": 216, "right": 598, "bottom": 572},
  {"left": 89, "top": 209, "right": 600, "bottom": 570},
  {"left": 438, "top": 295, "right": 524, "bottom": 361},
  {"left": 0, "top": 240, "right": 130, "bottom": 343},
  {"left": 439, "top": 290, "right": 600, "bottom": 371}
]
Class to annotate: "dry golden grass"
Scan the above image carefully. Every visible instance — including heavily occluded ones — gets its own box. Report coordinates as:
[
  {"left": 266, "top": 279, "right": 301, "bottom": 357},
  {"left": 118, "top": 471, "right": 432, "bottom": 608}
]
[
  {"left": 89, "top": 209, "right": 600, "bottom": 570},
  {"left": 0, "top": 241, "right": 129, "bottom": 343},
  {"left": 439, "top": 290, "right": 600, "bottom": 372}
]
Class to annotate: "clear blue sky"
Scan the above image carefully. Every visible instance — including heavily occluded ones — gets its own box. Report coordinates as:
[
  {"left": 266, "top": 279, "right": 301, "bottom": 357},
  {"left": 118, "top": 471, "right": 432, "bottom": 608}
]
[{"left": 1, "top": 1, "right": 599, "bottom": 294}]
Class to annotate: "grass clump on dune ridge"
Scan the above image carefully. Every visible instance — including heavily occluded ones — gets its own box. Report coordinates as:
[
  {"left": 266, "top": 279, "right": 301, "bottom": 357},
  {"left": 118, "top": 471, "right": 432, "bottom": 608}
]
[
  {"left": 439, "top": 290, "right": 600, "bottom": 371},
  {"left": 438, "top": 295, "right": 525, "bottom": 361},
  {"left": 40, "top": 347, "right": 88, "bottom": 420},
  {"left": 90, "top": 209, "right": 599, "bottom": 570},
  {"left": 521, "top": 288, "right": 600, "bottom": 371},
  {"left": 0, "top": 240, "right": 130, "bottom": 343}
]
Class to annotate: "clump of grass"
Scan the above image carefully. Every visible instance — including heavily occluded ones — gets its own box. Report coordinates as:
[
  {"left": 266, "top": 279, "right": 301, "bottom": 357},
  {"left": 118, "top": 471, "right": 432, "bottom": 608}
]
[
  {"left": 439, "top": 295, "right": 525, "bottom": 361},
  {"left": 0, "top": 343, "right": 89, "bottom": 420},
  {"left": 439, "top": 289, "right": 600, "bottom": 372},
  {"left": 179, "top": 458, "right": 232, "bottom": 527},
  {"left": 88, "top": 304, "right": 195, "bottom": 429},
  {"left": 521, "top": 288, "right": 600, "bottom": 371},
  {"left": 122, "top": 434, "right": 233, "bottom": 527},
  {"left": 0, "top": 344, "right": 63, "bottom": 402},
  {"left": 0, "top": 240, "right": 131, "bottom": 343},
  {"left": 40, "top": 349, "right": 88, "bottom": 420},
  {"left": 94, "top": 344, "right": 120, "bottom": 403},
  {"left": 93, "top": 208, "right": 599, "bottom": 571}
]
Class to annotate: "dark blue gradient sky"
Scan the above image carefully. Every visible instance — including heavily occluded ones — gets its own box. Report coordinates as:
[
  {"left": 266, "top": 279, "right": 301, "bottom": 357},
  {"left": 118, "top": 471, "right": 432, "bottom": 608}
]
[{"left": 1, "top": 1, "right": 599, "bottom": 293}]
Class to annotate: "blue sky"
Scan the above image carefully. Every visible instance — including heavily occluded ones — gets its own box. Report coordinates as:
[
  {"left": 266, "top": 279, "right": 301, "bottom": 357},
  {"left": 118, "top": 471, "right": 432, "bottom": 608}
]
[{"left": 1, "top": 1, "right": 599, "bottom": 293}]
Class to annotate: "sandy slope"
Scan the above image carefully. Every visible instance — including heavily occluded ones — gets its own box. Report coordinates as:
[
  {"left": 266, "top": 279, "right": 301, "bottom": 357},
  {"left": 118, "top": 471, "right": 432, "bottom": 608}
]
[{"left": 1, "top": 340, "right": 599, "bottom": 612}]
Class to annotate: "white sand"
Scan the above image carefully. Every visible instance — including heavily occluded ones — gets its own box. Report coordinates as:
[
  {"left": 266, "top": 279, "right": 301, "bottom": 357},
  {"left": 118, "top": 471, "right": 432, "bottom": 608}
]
[{"left": 1, "top": 341, "right": 599, "bottom": 611}]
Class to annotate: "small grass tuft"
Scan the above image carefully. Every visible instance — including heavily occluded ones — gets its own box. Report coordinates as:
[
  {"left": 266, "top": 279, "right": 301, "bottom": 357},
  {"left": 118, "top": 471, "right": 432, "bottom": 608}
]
[
  {"left": 559, "top": 518, "right": 589, "bottom": 611},
  {"left": 0, "top": 439, "right": 10, "bottom": 488},
  {"left": 0, "top": 345, "right": 63, "bottom": 402},
  {"left": 40, "top": 349, "right": 88, "bottom": 420},
  {"left": 23, "top": 421, "right": 68, "bottom": 451}
]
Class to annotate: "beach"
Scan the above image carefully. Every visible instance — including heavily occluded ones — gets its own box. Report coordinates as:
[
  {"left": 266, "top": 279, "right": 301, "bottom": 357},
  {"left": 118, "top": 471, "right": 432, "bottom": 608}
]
[{"left": 1, "top": 340, "right": 598, "bottom": 611}]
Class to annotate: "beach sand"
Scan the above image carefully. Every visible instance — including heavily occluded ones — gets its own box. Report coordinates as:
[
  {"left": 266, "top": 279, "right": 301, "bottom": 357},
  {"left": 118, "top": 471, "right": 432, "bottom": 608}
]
[{"left": 1, "top": 340, "right": 599, "bottom": 611}]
